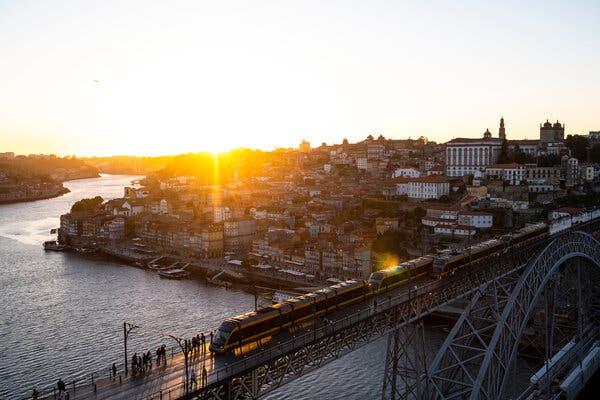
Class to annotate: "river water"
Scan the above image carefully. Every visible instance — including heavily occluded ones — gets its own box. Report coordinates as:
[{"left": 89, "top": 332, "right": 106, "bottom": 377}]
[{"left": 0, "top": 174, "right": 395, "bottom": 399}]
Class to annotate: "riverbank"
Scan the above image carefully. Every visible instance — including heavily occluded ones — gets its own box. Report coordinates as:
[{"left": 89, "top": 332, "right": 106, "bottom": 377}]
[
  {"left": 0, "top": 172, "right": 101, "bottom": 204},
  {"left": 46, "top": 240, "right": 323, "bottom": 290},
  {"left": 0, "top": 185, "right": 70, "bottom": 204}
]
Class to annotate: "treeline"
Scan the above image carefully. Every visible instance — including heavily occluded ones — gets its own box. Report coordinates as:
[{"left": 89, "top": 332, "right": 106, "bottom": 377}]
[
  {"left": 157, "top": 149, "right": 295, "bottom": 184},
  {"left": 0, "top": 155, "right": 95, "bottom": 182},
  {"left": 554, "top": 192, "right": 600, "bottom": 208},
  {"left": 82, "top": 155, "right": 175, "bottom": 175},
  {"left": 71, "top": 196, "right": 104, "bottom": 213},
  {"left": 0, "top": 162, "right": 53, "bottom": 182}
]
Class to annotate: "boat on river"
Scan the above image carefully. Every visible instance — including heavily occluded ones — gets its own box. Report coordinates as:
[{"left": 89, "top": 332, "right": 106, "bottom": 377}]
[
  {"left": 43, "top": 241, "right": 66, "bottom": 251},
  {"left": 158, "top": 268, "right": 190, "bottom": 279},
  {"left": 76, "top": 247, "right": 97, "bottom": 254}
]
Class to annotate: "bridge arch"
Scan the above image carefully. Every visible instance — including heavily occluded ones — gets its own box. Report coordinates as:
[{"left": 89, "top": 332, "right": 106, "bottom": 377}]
[{"left": 427, "top": 231, "right": 600, "bottom": 400}]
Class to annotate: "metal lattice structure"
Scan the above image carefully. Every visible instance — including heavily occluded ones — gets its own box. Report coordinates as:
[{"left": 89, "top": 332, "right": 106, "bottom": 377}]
[
  {"left": 425, "top": 231, "right": 600, "bottom": 400},
  {"left": 172, "top": 222, "right": 600, "bottom": 400},
  {"left": 382, "top": 322, "right": 428, "bottom": 400}
]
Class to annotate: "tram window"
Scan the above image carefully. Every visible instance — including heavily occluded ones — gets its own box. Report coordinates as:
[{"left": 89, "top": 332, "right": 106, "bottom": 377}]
[
  {"left": 294, "top": 303, "right": 313, "bottom": 319},
  {"left": 242, "top": 319, "right": 272, "bottom": 340},
  {"left": 317, "top": 297, "right": 328, "bottom": 311},
  {"left": 336, "top": 290, "right": 351, "bottom": 305},
  {"left": 229, "top": 329, "right": 241, "bottom": 344},
  {"left": 212, "top": 329, "right": 230, "bottom": 348}
]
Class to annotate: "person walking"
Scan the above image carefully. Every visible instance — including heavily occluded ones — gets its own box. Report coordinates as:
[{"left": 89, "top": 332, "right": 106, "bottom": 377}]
[
  {"left": 138, "top": 355, "right": 143, "bottom": 374},
  {"left": 131, "top": 353, "right": 138, "bottom": 376},
  {"left": 57, "top": 379, "right": 66, "bottom": 393},
  {"left": 31, "top": 388, "right": 39, "bottom": 399},
  {"left": 190, "top": 370, "right": 197, "bottom": 390},
  {"left": 202, "top": 367, "right": 208, "bottom": 387},
  {"left": 112, "top": 363, "right": 117, "bottom": 380}
]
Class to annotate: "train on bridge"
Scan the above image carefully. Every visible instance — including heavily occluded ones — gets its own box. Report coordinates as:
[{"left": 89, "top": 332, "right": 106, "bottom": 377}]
[{"left": 210, "top": 209, "right": 600, "bottom": 354}]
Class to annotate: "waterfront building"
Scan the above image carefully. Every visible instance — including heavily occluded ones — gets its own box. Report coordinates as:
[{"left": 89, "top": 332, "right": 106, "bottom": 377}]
[
  {"left": 224, "top": 219, "right": 257, "bottom": 253},
  {"left": 200, "top": 224, "right": 224, "bottom": 258}
]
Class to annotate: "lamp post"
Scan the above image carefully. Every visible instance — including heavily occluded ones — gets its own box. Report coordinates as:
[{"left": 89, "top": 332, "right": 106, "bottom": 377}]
[
  {"left": 123, "top": 322, "right": 140, "bottom": 375},
  {"left": 166, "top": 334, "right": 192, "bottom": 394}
]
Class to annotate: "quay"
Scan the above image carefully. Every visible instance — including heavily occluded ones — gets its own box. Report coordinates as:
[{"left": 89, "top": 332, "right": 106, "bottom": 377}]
[{"left": 45, "top": 240, "right": 323, "bottom": 290}]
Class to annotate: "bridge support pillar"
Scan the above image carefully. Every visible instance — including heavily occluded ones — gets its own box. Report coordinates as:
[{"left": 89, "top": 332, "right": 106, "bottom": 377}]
[{"left": 381, "top": 321, "right": 427, "bottom": 400}]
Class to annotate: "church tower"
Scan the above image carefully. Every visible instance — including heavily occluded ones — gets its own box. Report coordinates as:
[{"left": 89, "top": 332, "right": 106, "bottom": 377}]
[{"left": 499, "top": 117, "right": 506, "bottom": 139}]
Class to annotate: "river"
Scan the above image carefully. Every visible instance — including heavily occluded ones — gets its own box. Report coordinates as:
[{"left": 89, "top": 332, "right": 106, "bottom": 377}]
[{"left": 0, "top": 174, "right": 395, "bottom": 399}]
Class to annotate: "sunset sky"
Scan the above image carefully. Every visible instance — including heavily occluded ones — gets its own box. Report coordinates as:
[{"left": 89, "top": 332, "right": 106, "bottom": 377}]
[{"left": 1, "top": 0, "right": 599, "bottom": 156}]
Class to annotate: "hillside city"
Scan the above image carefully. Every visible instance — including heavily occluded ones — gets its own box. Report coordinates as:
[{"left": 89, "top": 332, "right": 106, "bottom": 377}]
[{"left": 49, "top": 118, "right": 600, "bottom": 286}]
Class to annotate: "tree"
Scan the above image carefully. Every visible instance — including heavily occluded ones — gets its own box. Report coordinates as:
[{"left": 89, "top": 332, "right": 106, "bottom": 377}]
[
  {"left": 411, "top": 206, "right": 426, "bottom": 222},
  {"left": 590, "top": 144, "right": 600, "bottom": 163},
  {"left": 565, "top": 134, "right": 589, "bottom": 162},
  {"left": 512, "top": 144, "right": 535, "bottom": 164},
  {"left": 371, "top": 231, "right": 409, "bottom": 269},
  {"left": 496, "top": 138, "right": 510, "bottom": 164},
  {"left": 537, "top": 154, "right": 561, "bottom": 167},
  {"left": 71, "top": 196, "right": 103, "bottom": 213},
  {"left": 438, "top": 195, "right": 451, "bottom": 203}
]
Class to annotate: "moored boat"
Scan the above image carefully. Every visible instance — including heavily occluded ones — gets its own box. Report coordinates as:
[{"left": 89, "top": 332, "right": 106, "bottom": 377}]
[
  {"left": 158, "top": 268, "right": 190, "bottom": 279},
  {"left": 76, "top": 247, "right": 97, "bottom": 254},
  {"left": 43, "top": 241, "right": 66, "bottom": 251}
]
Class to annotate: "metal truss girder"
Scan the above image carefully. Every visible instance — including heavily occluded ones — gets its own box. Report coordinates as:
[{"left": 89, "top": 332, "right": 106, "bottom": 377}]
[
  {"left": 426, "top": 231, "right": 600, "bottom": 400},
  {"left": 382, "top": 322, "right": 428, "bottom": 400}
]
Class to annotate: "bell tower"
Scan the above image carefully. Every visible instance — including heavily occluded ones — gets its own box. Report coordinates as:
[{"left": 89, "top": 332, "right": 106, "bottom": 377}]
[{"left": 499, "top": 117, "right": 506, "bottom": 139}]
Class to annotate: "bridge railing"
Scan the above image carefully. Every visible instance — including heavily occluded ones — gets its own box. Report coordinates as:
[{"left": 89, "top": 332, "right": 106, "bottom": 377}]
[
  {"left": 33, "top": 360, "right": 124, "bottom": 400},
  {"left": 33, "top": 345, "right": 182, "bottom": 400}
]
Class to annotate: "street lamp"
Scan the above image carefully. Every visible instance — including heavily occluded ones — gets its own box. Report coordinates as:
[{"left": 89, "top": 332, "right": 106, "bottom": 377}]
[
  {"left": 123, "top": 322, "right": 140, "bottom": 375},
  {"left": 166, "top": 334, "right": 192, "bottom": 393}
]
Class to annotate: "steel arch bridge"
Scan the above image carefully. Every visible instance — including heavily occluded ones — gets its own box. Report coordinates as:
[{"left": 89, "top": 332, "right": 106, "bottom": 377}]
[{"left": 384, "top": 231, "right": 600, "bottom": 400}]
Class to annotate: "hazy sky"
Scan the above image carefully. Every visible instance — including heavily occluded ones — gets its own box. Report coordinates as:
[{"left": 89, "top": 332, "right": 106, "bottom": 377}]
[{"left": 1, "top": 0, "right": 599, "bottom": 156}]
